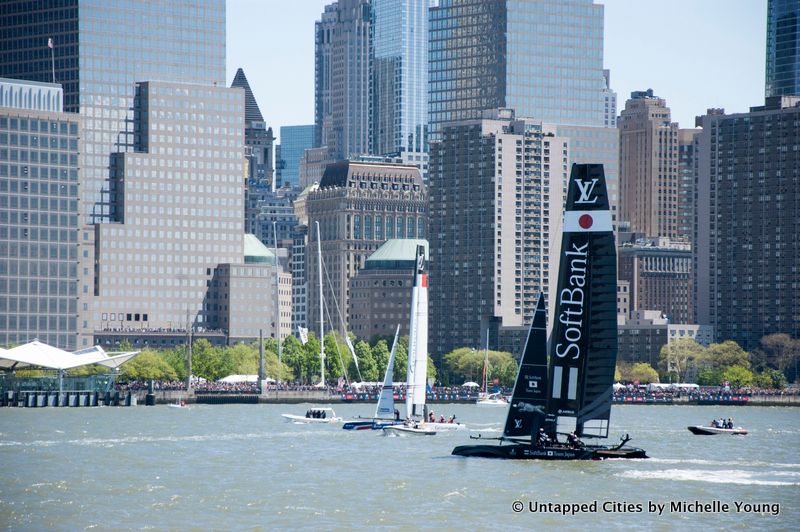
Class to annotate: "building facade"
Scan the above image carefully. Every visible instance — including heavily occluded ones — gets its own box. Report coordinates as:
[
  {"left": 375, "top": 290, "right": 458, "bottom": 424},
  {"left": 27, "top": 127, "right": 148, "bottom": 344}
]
[
  {"left": 428, "top": 110, "right": 568, "bottom": 360},
  {"left": 618, "top": 89, "right": 680, "bottom": 239},
  {"left": 231, "top": 68, "right": 275, "bottom": 189},
  {"left": 0, "top": 0, "right": 228, "bottom": 348},
  {"left": 91, "top": 81, "right": 249, "bottom": 339},
  {"left": 315, "top": 0, "right": 372, "bottom": 160},
  {"left": 349, "top": 239, "right": 428, "bottom": 339},
  {"left": 0, "top": 78, "right": 80, "bottom": 349},
  {"left": 677, "top": 128, "right": 700, "bottom": 243},
  {"left": 766, "top": 0, "right": 800, "bottom": 98},
  {"left": 694, "top": 97, "right": 800, "bottom": 349},
  {"left": 618, "top": 237, "right": 693, "bottom": 326},
  {"left": 372, "top": 0, "right": 429, "bottom": 161},
  {"left": 306, "top": 161, "right": 427, "bottom": 335},
  {"left": 276, "top": 125, "right": 315, "bottom": 190}
]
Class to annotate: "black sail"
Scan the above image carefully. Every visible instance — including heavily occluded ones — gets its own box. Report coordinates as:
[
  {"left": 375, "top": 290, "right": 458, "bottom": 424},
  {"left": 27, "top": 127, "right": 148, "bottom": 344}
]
[
  {"left": 503, "top": 293, "right": 549, "bottom": 438},
  {"left": 547, "top": 164, "right": 617, "bottom": 438}
]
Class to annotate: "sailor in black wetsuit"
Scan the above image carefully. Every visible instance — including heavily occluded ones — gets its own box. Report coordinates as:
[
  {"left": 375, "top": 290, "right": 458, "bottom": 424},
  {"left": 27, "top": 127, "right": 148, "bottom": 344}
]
[
  {"left": 567, "top": 431, "right": 584, "bottom": 448},
  {"left": 537, "top": 428, "right": 550, "bottom": 447}
]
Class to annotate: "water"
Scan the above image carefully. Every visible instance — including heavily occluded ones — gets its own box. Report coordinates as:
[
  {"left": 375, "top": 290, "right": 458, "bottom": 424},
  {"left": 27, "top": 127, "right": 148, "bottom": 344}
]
[{"left": 0, "top": 404, "right": 797, "bottom": 530}]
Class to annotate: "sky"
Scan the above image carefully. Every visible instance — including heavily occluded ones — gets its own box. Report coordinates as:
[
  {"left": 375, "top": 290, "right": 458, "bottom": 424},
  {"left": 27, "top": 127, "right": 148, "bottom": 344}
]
[{"left": 226, "top": 0, "right": 767, "bottom": 143}]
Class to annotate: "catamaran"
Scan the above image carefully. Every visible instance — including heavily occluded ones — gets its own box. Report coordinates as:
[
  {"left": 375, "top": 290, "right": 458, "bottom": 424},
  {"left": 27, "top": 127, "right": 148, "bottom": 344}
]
[
  {"left": 383, "top": 245, "right": 437, "bottom": 436},
  {"left": 452, "top": 164, "right": 647, "bottom": 460},
  {"left": 342, "top": 326, "right": 404, "bottom": 431}
]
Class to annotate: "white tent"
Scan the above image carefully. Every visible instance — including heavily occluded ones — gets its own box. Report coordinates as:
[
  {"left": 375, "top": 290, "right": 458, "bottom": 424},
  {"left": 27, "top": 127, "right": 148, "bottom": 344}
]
[
  {"left": 0, "top": 340, "right": 140, "bottom": 371},
  {"left": 463, "top": 381, "right": 480, "bottom": 387},
  {"left": 218, "top": 374, "right": 259, "bottom": 383}
]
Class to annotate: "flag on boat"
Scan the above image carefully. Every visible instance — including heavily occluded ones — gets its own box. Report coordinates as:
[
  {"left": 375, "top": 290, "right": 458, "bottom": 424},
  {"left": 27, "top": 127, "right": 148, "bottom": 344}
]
[{"left": 298, "top": 327, "right": 308, "bottom": 345}]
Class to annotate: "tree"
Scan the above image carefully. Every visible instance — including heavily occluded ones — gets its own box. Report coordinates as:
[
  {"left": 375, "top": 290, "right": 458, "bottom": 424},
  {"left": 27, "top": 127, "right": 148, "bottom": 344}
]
[
  {"left": 701, "top": 340, "right": 751, "bottom": 370},
  {"left": 754, "top": 368, "right": 788, "bottom": 389},
  {"left": 393, "top": 337, "right": 408, "bottom": 380},
  {"left": 354, "top": 340, "right": 378, "bottom": 382},
  {"left": 721, "top": 365, "right": 753, "bottom": 388},
  {"left": 120, "top": 349, "right": 178, "bottom": 381},
  {"left": 440, "top": 347, "right": 517, "bottom": 387},
  {"left": 227, "top": 343, "right": 259, "bottom": 376},
  {"left": 303, "top": 333, "right": 322, "bottom": 384},
  {"left": 614, "top": 365, "right": 622, "bottom": 382},
  {"left": 191, "top": 339, "right": 233, "bottom": 381},
  {"left": 623, "top": 362, "right": 659, "bottom": 384},
  {"left": 696, "top": 367, "right": 724, "bottom": 386},
  {"left": 659, "top": 338, "right": 706, "bottom": 383},
  {"left": 752, "top": 333, "right": 800, "bottom": 383},
  {"left": 372, "top": 340, "right": 391, "bottom": 380},
  {"left": 163, "top": 346, "right": 188, "bottom": 381},
  {"left": 281, "top": 335, "right": 305, "bottom": 382}
]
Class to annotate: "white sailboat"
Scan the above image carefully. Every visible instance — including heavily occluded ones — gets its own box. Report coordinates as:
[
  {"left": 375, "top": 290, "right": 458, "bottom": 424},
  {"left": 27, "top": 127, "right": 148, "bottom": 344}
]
[
  {"left": 383, "top": 246, "right": 436, "bottom": 436},
  {"left": 476, "top": 330, "right": 508, "bottom": 407},
  {"left": 342, "top": 326, "right": 403, "bottom": 430}
]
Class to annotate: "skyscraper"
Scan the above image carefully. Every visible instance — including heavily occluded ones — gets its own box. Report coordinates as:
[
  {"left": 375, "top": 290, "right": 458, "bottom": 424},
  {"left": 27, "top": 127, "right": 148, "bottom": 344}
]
[
  {"left": 0, "top": 79, "right": 80, "bottom": 349},
  {"left": 372, "top": 0, "right": 430, "bottom": 158},
  {"left": 0, "top": 0, "right": 228, "bottom": 347},
  {"left": 315, "top": 0, "right": 372, "bottom": 160},
  {"left": 694, "top": 97, "right": 800, "bottom": 349},
  {"left": 428, "top": 109, "right": 568, "bottom": 360},
  {"left": 276, "top": 125, "right": 315, "bottom": 190},
  {"left": 306, "top": 161, "right": 427, "bottom": 335},
  {"left": 766, "top": 0, "right": 800, "bottom": 97},
  {"left": 618, "top": 89, "right": 680, "bottom": 239},
  {"left": 428, "top": 0, "right": 608, "bottom": 138},
  {"left": 231, "top": 68, "right": 275, "bottom": 189}
]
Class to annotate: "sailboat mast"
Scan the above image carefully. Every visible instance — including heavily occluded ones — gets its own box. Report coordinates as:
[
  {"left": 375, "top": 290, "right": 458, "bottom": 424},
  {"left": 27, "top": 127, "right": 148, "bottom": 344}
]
[
  {"left": 483, "top": 329, "right": 489, "bottom": 394},
  {"left": 405, "top": 245, "right": 428, "bottom": 419},
  {"left": 316, "top": 221, "right": 325, "bottom": 386}
]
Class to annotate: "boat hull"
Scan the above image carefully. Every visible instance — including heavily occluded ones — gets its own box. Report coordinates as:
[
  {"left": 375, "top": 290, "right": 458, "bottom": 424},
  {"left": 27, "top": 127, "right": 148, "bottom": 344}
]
[
  {"left": 451, "top": 444, "right": 647, "bottom": 460},
  {"left": 282, "top": 414, "right": 343, "bottom": 424},
  {"left": 342, "top": 419, "right": 403, "bottom": 430},
  {"left": 383, "top": 425, "right": 436, "bottom": 436},
  {"left": 687, "top": 426, "right": 748, "bottom": 435}
]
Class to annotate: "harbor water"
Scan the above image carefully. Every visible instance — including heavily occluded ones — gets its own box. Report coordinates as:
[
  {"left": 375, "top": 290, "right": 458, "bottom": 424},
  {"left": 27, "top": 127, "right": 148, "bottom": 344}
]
[{"left": 0, "top": 404, "right": 797, "bottom": 530}]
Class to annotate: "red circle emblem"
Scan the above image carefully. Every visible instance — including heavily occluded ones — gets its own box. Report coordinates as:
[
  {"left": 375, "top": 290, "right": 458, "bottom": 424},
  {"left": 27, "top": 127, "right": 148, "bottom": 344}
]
[{"left": 579, "top": 214, "right": 593, "bottom": 229}]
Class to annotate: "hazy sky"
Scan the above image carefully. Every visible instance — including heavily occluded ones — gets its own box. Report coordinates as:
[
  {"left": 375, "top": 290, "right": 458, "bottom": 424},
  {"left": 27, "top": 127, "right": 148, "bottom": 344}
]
[{"left": 226, "top": 0, "right": 766, "bottom": 143}]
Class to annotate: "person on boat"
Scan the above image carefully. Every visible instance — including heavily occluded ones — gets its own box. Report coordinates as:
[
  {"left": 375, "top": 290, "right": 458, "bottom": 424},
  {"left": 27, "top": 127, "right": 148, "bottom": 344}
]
[
  {"left": 447, "top": 415, "right": 455, "bottom": 424},
  {"left": 429, "top": 411, "right": 435, "bottom": 423},
  {"left": 726, "top": 418, "right": 733, "bottom": 429},
  {"left": 394, "top": 409, "right": 400, "bottom": 421},
  {"left": 438, "top": 415, "right": 445, "bottom": 423},
  {"left": 306, "top": 410, "right": 311, "bottom": 418},
  {"left": 567, "top": 431, "right": 584, "bottom": 449},
  {"left": 537, "top": 428, "right": 551, "bottom": 447}
]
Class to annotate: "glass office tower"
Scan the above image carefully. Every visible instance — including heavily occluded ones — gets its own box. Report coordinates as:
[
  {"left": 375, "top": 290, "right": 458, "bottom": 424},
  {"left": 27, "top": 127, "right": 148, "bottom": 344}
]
[
  {"left": 0, "top": 0, "right": 226, "bottom": 224},
  {"left": 429, "top": 0, "right": 608, "bottom": 141},
  {"left": 766, "top": 0, "right": 800, "bottom": 97},
  {"left": 372, "top": 0, "right": 430, "bottom": 157},
  {"left": 276, "top": 125, "right": 315, "bottom": 190}
]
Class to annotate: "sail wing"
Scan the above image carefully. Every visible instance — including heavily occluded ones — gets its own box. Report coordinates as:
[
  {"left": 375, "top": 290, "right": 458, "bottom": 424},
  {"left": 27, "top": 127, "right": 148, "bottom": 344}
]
[
  {"left": 405, "top": 245, "right": 428, "bottom": 419},
  {"left": 547, "top": 164, "right": 617, "bottom": 438},
  {"left": 375, "top": 326, "right": 400, "bottom": 419},
  {"left": 503, "top": 293, "right": 549, "bottom": 438}
]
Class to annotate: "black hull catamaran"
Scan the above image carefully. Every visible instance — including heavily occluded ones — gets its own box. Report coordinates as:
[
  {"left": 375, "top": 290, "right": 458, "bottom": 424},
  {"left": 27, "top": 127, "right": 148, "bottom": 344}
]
[{"left": 452, "top": 164, "right": 647, "bottom": 460}]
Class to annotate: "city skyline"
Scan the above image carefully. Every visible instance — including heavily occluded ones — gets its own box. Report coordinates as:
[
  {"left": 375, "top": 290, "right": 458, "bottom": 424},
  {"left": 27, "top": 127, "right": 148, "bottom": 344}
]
[{"left": 227, "top": 0, "right": 766, "bottom": 142}]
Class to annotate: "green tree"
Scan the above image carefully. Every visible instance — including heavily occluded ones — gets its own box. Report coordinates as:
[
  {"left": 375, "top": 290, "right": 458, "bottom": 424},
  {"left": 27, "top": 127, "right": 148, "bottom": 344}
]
[
  {"left": 753, "top": 368, "right": 788, "bottom": 389},
  {"left": 751, "top": 333, "right": 800, "bottom": 382},
  {"left": 191, "top": 339, "right": 233, "bottom": 381},
  {"left": 227, "top": 342, "right": 259, "bottom": 376},
  {"left": 696, "top": 367, "right": 724, "bottom": 386},
  {"left": 441, "top": 347, "right": 517, "bottom": 387},
  {"left": 354, "top": 340, "right": 378, "bottom": 382},
  {"left": 721, "top": 365, "right": 753, "bottom": 388},
  {"left": 614, "top": 365, "right": 622, "bottom": 382},
  {"left": 701, "top": 340, "right": 751, "bottom": 370},
  {"left": 372, "top": 339, "right": 390, "bottom": 379},
  {"left": 163, "top": 346, "right": 188, "bottom": 381},
  {"left": 303, "top": 333, "right": 322, "bottom": 384},
  {"left": 659, "top": 338, "right": 706, "bottom": 383},
  {"left": 427, "top": 356, "right": 437, "bottom": 382},
  {"left": 393, "top": 337, "right": 408, "bottom": 380},
  {"left": 282, "top": 335, "right": 305, "bottom": 382},
  {"left": 625, "top": 362, "right": 659, "bottom": 384},
  {"left": 120, "top": 349, "right": 178, "bottom": 381}
]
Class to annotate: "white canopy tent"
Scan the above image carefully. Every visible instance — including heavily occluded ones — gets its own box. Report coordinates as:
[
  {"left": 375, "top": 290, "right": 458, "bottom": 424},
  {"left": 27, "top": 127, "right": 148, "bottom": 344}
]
[
  {"left": 0, "top": 340, "right": 141, "bottom": 393},
  {"left": 218, "top": 374, "right": 259, "bottom": 384}
]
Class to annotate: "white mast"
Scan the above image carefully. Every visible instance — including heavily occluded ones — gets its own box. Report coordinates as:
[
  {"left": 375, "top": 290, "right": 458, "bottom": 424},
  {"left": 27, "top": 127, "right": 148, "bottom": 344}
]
[{"left": 316, "top": 221, "right": 325, "bottom": 387}]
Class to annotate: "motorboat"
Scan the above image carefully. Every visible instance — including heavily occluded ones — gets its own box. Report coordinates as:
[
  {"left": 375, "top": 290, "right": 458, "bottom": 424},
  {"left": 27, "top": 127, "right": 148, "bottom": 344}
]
[
  {"left": 688, "top": 425, "right": 748, "bottom": 435},
  {"left": 282, "top": 407, "right": 343, "bottom": 424}
]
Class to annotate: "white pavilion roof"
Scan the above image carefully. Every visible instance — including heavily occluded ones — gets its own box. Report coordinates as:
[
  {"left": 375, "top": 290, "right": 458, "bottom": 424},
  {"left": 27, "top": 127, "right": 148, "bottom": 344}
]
[{"left": 0, "top": 340, "right": 140, "bottom": 371}]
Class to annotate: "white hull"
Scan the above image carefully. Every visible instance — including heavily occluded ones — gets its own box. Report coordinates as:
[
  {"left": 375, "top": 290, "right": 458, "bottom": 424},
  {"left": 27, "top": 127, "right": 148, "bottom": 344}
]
[
  {"left": 383, "top": 424, "right": 436, "bottom": 436},
  {"left": 427, "top": 422, "right": 467, "bottom": 431},
  {"left": 168, "top": 403, "right": 187, "bottom": 409},
  {"left": 282, "top": 414, "right": 343, "bottom": 424},
  {"left": 476, "top": 399, "right": 508, "bottom": 407},
  {"left": 688, "top": 425, "right": 748, "bottom": 435}
]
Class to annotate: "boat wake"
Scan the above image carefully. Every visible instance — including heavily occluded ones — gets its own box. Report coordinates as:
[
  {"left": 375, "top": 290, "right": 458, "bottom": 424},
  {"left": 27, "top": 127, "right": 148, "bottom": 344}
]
[
  {"left": 647, "top": 458, "right": 800, "bottom": 469},
  {"left": 618, "top": 468, "right": 800, "bottom": 486}
]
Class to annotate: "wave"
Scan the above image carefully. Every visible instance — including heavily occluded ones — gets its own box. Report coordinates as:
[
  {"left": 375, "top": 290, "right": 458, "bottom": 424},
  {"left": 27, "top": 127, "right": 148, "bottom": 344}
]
[
  {"left": 618, "top": 469, "right": 800, "bottom": 486},
  {"left": 648, "top": 458, "right": 800, "bottom": 469}
]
